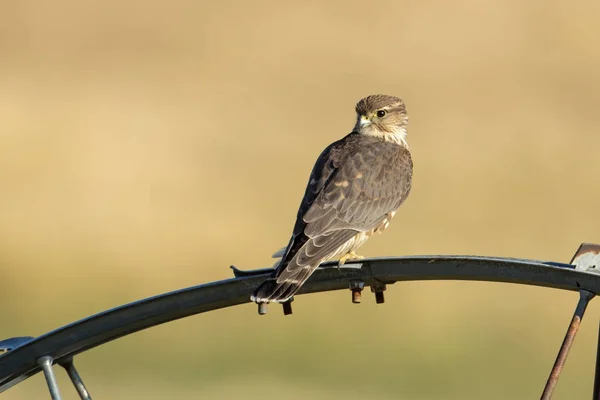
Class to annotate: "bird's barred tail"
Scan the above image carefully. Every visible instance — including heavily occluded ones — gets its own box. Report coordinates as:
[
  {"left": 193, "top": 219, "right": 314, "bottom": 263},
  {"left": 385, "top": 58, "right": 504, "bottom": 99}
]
[{"left": 251, "top": 277, "right": 303, "bottom": 304}]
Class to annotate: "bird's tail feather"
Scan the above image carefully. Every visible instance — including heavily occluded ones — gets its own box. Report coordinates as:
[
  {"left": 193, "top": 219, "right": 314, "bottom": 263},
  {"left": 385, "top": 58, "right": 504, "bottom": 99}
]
[
  {"left": 251, "top": 278, "right": 296, "bottom": 303},
  {"left": 251, "top": 268, "right": 313, "bottom": 303},
  {"left": 252, "top": 232, "right": 357, "bottom": 303}
]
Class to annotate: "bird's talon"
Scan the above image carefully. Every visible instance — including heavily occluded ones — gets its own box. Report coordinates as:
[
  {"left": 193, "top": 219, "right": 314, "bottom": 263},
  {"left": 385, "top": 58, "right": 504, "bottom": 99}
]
[{"left": 338, "top": 251, "right": 365, "bottom": 267}]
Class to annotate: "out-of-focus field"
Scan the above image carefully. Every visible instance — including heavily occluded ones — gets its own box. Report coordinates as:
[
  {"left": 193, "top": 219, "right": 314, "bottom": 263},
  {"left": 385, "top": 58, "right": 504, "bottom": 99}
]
[{"left": 2, "top": 1, "right": 600, "bottom": 398}]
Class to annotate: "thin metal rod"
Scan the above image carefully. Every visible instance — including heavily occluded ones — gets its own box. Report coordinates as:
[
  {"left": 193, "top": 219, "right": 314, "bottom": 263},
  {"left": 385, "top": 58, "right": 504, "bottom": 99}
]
[
  {"left": 593, "top": 320, "right": 600, "bottom": 400},
  {"left": 37, "top": 356, "right": 62, "bottom": 400},
  {"left": 59, "top": 358, "right": 92, "bottom": 400},
  {"left": 541, "top": 290, "right": 595, "bottom": 400}
]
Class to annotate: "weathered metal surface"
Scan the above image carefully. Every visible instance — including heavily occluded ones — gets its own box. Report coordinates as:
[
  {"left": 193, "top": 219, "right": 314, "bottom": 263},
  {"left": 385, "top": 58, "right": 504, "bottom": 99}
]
[
  {"left": 0, "top": 337, "right": 33, "bottom": 353},
  {"left": 540, "top": 290, "right": 595, "bottom": 399},
  {"left": 349, "top": 280, "right": 365, "bottom": 303},
  {"left": 370, "top": 283, "right": 387, "bottom": 304},
  {"left": 570, "top": 243, "right": 600, "bottom": 273},
  {"left": 2, "top": 253, "right": 600, "bottom": 395}
]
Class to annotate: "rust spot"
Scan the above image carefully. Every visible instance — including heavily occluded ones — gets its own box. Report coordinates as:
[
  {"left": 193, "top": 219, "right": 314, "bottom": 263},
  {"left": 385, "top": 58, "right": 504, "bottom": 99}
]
[
  {"left": 351, "top": 289, "right": 362, "bottom": 303},
  {"left": 349, "top": 281, "right": 365, "bottom": 304},
  {"left": 571, "top": 243, "right": 600, "bottom": 264},
  {"left": 570, "top": 243, "right": 600, "bottom": 271}
]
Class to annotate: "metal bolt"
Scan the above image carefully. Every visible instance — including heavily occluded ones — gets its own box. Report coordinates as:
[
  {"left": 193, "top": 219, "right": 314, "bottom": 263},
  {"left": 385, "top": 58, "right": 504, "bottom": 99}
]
[
  {"left": 282, "top": 298, "right": 294, "bottom": 315},
  {"left": 349, "top": 281, "right": 365, "bottom": 304},
  {"left": 352, "top": 290, "right": 361, "bottom": 303},
  {"left": 257, "top": 302, "right": 268, "bottom": 315},
  {"left": 371, "top": 284, "right": 387, "bottom": 304}
]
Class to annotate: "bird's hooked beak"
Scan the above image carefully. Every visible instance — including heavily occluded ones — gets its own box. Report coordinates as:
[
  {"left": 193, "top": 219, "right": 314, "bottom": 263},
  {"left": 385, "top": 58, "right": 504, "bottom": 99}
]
[
  {"left": 359, "top": 115, "right": 371, "bottom": 126},
  {"left": 354, "top": 114, "right": 373, "bottom": 133}
]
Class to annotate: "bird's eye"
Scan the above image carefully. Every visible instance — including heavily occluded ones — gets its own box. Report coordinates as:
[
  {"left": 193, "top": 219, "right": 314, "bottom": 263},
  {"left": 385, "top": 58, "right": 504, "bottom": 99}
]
[{"left": 376, "top": 110, "right": 386, "bottom": 118}]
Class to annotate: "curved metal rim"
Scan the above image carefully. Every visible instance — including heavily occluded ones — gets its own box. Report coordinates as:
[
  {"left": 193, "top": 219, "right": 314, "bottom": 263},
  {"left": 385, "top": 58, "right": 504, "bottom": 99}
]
[{"left": 1, "top": 254, "right": 598, "bottom": 392}]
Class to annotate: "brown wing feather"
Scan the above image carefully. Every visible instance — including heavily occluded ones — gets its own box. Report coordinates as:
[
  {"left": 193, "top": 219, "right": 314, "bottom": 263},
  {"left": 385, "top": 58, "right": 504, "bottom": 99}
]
[{"left": 251, "top": 133, "right": 412, "bottom": 303}]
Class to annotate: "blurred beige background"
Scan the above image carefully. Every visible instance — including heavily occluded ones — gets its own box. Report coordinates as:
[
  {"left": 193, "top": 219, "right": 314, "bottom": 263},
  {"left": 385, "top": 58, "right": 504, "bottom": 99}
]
[{"left": 2, "top": 0, "right": 600, "bottom": 398}]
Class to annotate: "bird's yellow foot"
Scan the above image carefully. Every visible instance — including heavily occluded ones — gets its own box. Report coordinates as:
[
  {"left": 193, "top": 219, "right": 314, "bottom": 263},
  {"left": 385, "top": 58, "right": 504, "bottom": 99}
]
[{"left": 338, "top": 251, "right": 365, "bottom": 266}]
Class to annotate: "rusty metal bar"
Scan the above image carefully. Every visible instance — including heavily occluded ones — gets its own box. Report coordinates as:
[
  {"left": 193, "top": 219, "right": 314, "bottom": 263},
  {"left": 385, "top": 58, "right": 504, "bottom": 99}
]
[{"left": 541, "top": 290, "right": 595, "bottom": 400}]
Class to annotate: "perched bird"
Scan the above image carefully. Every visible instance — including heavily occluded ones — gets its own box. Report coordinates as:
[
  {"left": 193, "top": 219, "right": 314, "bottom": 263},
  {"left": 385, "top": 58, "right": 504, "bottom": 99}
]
[{"left": 251, "top": 94, "right": 413, "bottom": 304}]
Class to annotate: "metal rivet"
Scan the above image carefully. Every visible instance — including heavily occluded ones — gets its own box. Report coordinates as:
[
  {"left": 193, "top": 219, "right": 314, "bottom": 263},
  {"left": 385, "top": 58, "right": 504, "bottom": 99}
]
[{"left": 258, "top": 303, "right": 268, "bottom": 315}]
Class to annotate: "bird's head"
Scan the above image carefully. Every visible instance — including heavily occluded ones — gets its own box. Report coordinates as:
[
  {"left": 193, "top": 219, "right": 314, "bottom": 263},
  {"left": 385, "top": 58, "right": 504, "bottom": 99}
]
[{"left": 353, "top": 94, "right": 408, "bottom": 145}]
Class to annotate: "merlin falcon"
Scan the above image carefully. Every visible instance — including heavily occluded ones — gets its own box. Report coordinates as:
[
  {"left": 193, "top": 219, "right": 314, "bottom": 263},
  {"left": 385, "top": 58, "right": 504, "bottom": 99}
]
[{"left": 251, "top": 94, "right": 413, "bottom": 304}]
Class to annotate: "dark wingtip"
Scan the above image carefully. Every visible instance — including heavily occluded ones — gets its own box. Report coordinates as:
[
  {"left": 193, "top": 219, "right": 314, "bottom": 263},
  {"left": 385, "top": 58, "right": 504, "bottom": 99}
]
[
  {"left": 251, "top": 278, "right": 279, "bottom": 303},
  {"left": 251, "top": 278, "right": 296, "bottom": 304}
]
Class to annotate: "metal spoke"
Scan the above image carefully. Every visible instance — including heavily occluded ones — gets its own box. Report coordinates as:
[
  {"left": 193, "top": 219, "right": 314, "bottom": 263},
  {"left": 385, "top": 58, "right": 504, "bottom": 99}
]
[
  {"left": 541, "top": 290, "right": 595, "bottom": 400},
  {"left": 59, "top": 358, "right": 92, "bottom": 400},
  {"left": 38, "top": 356, "right": 62, "bottom": 400}
]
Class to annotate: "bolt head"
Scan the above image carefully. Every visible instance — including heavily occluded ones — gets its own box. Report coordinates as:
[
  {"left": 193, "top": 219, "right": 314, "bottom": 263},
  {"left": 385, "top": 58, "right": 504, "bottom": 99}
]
[{"left": 258, "top": 303, "right": 268, "bottom": 315}]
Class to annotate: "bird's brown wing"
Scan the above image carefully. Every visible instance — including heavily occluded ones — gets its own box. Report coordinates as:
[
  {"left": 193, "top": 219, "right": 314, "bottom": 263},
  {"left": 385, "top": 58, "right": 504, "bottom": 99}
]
[
  {"left": 280, "top": 138, "right": 412, "bottom": 275},
  {"left": 251, "top": 134, "right": 412, "bottom": 303}
]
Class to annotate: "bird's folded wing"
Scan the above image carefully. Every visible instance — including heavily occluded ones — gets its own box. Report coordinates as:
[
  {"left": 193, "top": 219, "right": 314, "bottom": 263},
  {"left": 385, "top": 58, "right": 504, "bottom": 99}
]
[{"left": 278, "top": 142, "right": 410, "bottom": 277}]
